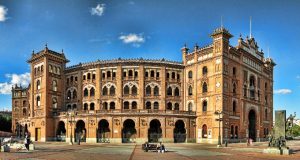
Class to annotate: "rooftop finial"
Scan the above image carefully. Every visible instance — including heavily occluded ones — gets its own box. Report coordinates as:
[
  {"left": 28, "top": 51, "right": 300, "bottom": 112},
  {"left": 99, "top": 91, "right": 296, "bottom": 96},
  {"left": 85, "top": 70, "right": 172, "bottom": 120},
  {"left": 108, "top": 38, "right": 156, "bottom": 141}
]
[
  {"left": 249, "top": 16, "right": 252, "bottom": 39},
  {"left": 32, "top": 50, "right": 35, "bottom": 55},
  {"left": 45, "top": 43, "right": 48, "bottom": 48}
]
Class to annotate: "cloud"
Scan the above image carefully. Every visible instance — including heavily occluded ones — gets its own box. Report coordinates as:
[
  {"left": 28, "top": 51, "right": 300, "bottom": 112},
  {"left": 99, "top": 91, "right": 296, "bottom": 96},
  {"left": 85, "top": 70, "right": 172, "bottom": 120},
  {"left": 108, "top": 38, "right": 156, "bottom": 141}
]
[
  {"left": 90, "top": 4, "right": 105, "bottom": 16},
  {"left": 297, "top": 75, "right": 300, "bottom": 79},
  {"left": 0, "top": 73, "right": 31, "bottom": 94},
  {"left": 0, "top": 5, "right": 8, "bottom": 22},
  {"left": 274, "top": 89, "right": 292, "bottom": 95},
  {"left": 119, "top": 33, "right": 145, "bottom": 47}
]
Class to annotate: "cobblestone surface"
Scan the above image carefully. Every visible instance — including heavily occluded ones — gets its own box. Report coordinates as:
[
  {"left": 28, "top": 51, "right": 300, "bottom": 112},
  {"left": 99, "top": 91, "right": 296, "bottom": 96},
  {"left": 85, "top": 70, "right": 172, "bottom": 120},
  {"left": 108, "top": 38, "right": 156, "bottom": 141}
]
[{"left": 0, "top": 141, "right": 300, "bottom": 160}]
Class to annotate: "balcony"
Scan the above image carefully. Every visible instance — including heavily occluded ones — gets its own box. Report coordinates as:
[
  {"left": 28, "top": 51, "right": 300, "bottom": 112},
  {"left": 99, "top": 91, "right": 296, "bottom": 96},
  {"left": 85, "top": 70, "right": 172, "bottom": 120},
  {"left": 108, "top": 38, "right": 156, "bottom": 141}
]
[{"left": 56, "top": 109, "right": 196, "bottom": 117}]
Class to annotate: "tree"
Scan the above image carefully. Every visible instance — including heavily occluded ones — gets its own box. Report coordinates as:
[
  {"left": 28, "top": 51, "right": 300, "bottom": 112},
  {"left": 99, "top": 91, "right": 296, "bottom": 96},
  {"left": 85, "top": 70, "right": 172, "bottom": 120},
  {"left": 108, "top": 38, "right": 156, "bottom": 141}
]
[
  {"left": 0, "top": 115, "right": 12, "bottom": 132},
  {"left": 292, "top": 124, "right": 300, "bottom": 137}
]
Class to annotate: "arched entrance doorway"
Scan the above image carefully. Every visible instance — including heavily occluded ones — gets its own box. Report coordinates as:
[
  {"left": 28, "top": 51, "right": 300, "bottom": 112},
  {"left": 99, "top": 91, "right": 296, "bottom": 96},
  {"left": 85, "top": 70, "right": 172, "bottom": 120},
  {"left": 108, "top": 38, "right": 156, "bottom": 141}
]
[
  {"left": 122, "top": 119, "right": 136, "bottom": 143},
  {"left": 56, "top": 121, "right": 66, "bottom": 141},
  {"left": 202, "top": 124, "right": 207, "bottom": 138},
  {"left": 174, "top": 120, "right": 186, "bottom": 143},
  {"left": 75, "top": 120, "right": 86, "bottom": 142},
  {"left": 148, "top": 119, "right": 162, "bottom": 142},
  {"left": 97, "top": 119, "right": 110, "bottom": 143},
  {"left": 248, "top": 110, "right": 256, "bottom": 141}
]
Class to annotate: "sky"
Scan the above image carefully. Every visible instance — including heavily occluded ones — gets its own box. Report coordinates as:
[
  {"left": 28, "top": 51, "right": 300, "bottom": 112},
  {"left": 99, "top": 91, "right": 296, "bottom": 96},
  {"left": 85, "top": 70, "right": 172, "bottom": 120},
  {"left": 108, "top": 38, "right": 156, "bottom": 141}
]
[{"left": 0, "top": 0, "right": 299, "bottom": 118}]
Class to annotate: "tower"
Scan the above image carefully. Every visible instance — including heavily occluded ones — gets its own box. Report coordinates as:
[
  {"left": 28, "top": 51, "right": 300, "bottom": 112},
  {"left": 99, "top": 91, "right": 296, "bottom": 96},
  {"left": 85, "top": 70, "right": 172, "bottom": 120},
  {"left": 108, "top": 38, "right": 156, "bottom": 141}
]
[{"left": 27, "top": 45, "right": 69, "bottom": 141}]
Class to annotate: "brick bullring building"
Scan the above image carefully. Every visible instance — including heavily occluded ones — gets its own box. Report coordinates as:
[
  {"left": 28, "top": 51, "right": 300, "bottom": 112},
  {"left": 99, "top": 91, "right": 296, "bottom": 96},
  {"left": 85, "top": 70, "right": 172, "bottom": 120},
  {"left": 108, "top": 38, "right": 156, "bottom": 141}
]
[{"left": 11, "top": 27, "right": 275, "bottom": 144}]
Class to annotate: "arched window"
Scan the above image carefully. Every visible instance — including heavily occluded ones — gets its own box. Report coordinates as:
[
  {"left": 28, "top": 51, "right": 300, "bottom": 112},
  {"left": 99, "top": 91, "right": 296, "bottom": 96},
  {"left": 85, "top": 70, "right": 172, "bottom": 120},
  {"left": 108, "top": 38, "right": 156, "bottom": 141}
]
[
  {"left": 72, "top": 90, "right": 77, "bottom": 99},
  {"left": 250, "top": 76, "right": 255, "bottom": 87},
  {"left": 124, "top": 85, "right": 129, "bottom": 95},
  {"left": 265, "top": 82, "right": 268, "bottom": 90},
  {"left": 202, "top": 82, "right": 208, "bottom": 93},
  {"left": 265, "top": 108, "right": 268, "bottom": 120},
  {"left": 67, "top": 90, "right": 71, "bottom": 100},
  {"left": 167, "top": 87, "right": 172, "bottom": 96},
  {"left": 23, "top": 100, "right": 26, "bottom": 107},
  {"left": 167, "top": 102, "right": 172, "bottom": 110},
  {"left": 70, "top": 76, "right": 73, "bottom": 82},
  {"left": 174, "top": 103, "right": 179, "bottom": 110},
  {"left": 92, "top": 73, "right": 95, "bottom": 80},
  {"left": 145, "top": 71, "right": 149, "bottom": 77},
  {"left": 188, "top": 71, "right": 192, "bottom": 78},
  {"left": 87, "top": 73, "right": 91, "bottom": 80},
  {"left": 52, "top": 80, "right": 57, "bottom": 91},
  {"left": 177, "top": 74, "right": 180, "bottom": 80},
  {"left": 172, "top": 72, "right": 176, "bottom": 79},
  {"left": 233, "top": 67, "right": 236, "bottom": 76},
  {"left": 72, "top": 104, "right": 77, "bottom": 110},
  {"left": 135, "top": 71, "right": 138, "bottom": 77},
  {"left": 146, "top": 86, "right": 151, "bottom": 96},
  {"left": 123, "top": 101, "right": 129, "bottom": 109},
  {"left": 188, "top": 86, "right": 193, "bottom": 96},
  {"left": 233, "top": 83, "right": 236, "bottom": 94},
  {"left": 22, "top": 108, "right": 26, "bottom": 116},
  {"left": 52, "top": 98, "right": 57, "bottom": 108},
  {"left": 129, "top": 70, "right": 133, "bottom": 77},
  {"left": 103, "top": 102, "right": 108, "bottom": 110},
  {"left": 132, "top": 101, "right": 137, "bottom": 109},
  {"left": 84, "top": 103, "right": 88, "bottom": 110},
  {"left": 107, "top": 71, "right": 111, "bottom": 78},
  {"left": 37, "top": 96, "right": 41, "bottom": 107},
  {"left": 167, "top": 72, "right": 170, "bottom": 79},
  {"left": 67, "top": 104, "right": 71, "bottom": 110},
  {"left": 90, "top": 87, "right": 95, "bottom": 97},
  {"left": 90, "top": 103, "right": 95, "bottom": 110},
  {"left": 175, "top": 87, "right": 180, "bottom": 96},
  {"left": 202, "top": 100, "right": 207, "bottom": 112},
  {"left": 110, "top": 102, "right": 115, "bottom": 110},
  {"left": 233, "top": 101, "right": 236, "bottom": 113},
  {"left": 150, "top": 70, "right": 155, "bottom": 77},
  {"left": 83, "top": 75, "right": 86, "bottom": 80},
  {"left": 202, "top": 66, "right": 208, "bottom": 75},
  {"left": 102, "top": 86, "right": 108, "bottom": 96},
  {"left": 110, "top": 86, "right": 115, "bottom": 96},
  {"left": 132, "top": 85, "right": 137, "bottom": 95},
  {"left": 188, "top": 102, "right": 193, "bottom": 111},
  {"left": 84, "top": 88, "right": 88, "bottom": 97},
  {"left": 154, "top": 102, "right": 159, "bottom": 110},
  {"left": 37, "top": 80, "right": 41, "bottom": 90},
  {"left": 154, "top": 86, "right": 159, "bottom": 96},
  {"left": 146, "top": 101, "right": 151, "bottom": 109}
]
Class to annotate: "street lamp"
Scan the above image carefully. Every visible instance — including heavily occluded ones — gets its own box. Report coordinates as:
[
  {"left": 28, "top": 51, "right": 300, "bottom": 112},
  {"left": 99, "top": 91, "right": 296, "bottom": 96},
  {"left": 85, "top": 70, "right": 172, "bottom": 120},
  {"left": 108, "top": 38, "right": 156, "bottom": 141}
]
[
  {"left": 68, "top": 109, "right": 76, "bottom": 145},
  {"left": 215, "top": 110, "right": 223, "bottom": 147}
]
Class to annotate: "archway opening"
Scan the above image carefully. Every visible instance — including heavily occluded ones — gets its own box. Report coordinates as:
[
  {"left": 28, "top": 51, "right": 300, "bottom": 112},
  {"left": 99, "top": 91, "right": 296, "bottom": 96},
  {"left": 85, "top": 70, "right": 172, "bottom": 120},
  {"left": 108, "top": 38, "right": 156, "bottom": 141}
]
[
  {"left": 97, "top": 119, "right": 110, "bottom": 143},
  {"left": 248, "top": 110, "right": 256, "bottom": 141},
  {"left": 75, "top": 120, "right": 86, "bottom": 142},
  {"left": 56, "top": 121, "right": 66, "bottom": 141},
  {"left": 122, "top": 119, "right": 136, "bottom": 143},
  {"left": 174, "top": 120, "right": 186, "bottom": 143},
  {"left": 148, "top": 119, "right": 162, "bottom": 143}
]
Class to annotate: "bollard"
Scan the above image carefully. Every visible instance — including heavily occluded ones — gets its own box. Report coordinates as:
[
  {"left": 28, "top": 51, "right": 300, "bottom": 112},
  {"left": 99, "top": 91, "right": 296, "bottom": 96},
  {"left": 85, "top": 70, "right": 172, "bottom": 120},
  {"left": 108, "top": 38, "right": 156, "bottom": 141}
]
[{"left": 225, "top": 140, "right": 228, "bottom": 147}]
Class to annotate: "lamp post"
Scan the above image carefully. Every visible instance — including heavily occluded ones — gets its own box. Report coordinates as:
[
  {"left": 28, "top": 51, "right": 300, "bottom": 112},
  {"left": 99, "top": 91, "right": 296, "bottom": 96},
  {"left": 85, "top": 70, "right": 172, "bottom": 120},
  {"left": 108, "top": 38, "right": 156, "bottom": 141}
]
[
  {"left": 215, "top": 110, "right": 223, "bottom": 147},
  {"left": 68, "top": 110, "right": 75, "bottom": 145}
]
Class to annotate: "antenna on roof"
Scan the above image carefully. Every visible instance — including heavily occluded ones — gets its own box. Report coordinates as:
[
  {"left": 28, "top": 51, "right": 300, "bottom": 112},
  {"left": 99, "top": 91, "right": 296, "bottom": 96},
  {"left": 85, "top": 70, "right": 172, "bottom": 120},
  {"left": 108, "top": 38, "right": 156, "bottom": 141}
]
[
  {"left": 221, "top": 15, "right": 223, "bottom": 28},
  {"left": 249, "top": 16, "right": 252, "bottom": 38}
]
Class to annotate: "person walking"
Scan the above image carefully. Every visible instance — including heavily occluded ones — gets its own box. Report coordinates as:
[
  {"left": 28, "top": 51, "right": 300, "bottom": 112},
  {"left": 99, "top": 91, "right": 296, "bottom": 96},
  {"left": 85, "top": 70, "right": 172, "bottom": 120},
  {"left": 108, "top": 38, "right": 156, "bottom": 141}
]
[{"left": 24, "top": 132, "right": 30, "bottom": 151}]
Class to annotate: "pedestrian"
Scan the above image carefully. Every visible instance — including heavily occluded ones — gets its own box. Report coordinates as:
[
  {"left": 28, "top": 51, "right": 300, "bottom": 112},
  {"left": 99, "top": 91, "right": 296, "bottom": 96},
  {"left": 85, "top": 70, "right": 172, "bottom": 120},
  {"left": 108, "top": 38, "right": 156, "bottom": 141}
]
[{"left": 24, "top": 132, "right": 29, "bottom": 151}]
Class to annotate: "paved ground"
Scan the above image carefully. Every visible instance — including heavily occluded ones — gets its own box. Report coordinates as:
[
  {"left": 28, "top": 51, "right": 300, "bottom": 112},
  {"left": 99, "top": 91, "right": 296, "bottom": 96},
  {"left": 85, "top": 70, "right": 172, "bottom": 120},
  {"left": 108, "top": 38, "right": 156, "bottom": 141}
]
[{"left": 1, "top": 140, "right": 300, "bottom": 160}]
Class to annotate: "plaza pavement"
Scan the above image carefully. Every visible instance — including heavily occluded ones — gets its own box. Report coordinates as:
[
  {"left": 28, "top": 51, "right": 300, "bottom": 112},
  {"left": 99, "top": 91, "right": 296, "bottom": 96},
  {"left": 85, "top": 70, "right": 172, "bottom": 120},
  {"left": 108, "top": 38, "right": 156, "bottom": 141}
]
[{"left": 1, "top": 140, "right": 300, "bottom": 160}]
